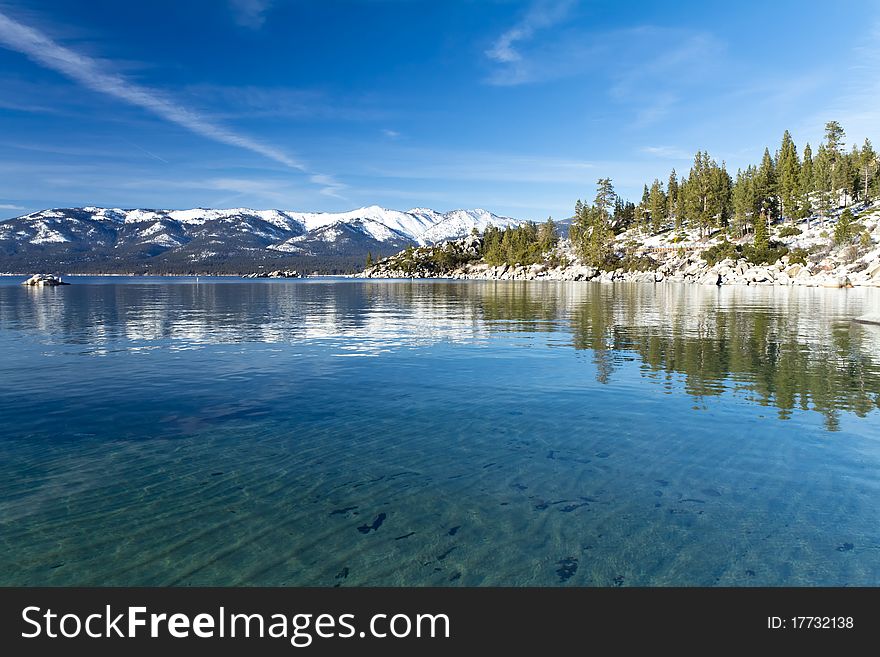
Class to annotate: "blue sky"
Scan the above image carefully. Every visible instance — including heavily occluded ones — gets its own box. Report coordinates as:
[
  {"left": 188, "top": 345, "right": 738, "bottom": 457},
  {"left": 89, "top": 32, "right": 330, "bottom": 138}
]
[{"left": 1, "top": 0, "right": 878, "bottom": 220}]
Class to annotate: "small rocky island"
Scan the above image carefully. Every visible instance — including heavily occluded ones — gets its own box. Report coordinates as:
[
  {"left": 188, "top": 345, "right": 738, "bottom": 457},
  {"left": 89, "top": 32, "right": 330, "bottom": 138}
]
[
  {"left": 21, "top": 274, "right": 69, "bottom": 286},
  {"left": 241, "top": 269, "right": 305, "bottom": 279}
]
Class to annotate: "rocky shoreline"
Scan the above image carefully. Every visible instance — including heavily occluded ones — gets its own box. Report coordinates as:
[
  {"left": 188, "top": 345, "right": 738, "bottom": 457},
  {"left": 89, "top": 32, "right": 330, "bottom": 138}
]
[
  {"left": 361, "top": 255, "right": 880, "bottom": 288},
  {"left": 358, "top": 235, "right": 880, "bottom": 288},
  {"left": 241, "top": 269, "right": 305, "bottom": 279}
]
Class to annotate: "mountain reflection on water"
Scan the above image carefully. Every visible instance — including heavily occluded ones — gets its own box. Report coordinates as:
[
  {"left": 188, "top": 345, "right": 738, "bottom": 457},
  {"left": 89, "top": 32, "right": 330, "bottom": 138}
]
[{"left": 2, "top": 277, "right": 878, "bottom": 430}]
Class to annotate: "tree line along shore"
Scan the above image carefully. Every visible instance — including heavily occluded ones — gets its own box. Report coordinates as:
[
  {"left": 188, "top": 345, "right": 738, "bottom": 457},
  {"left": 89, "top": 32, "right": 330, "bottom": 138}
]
[{"left": 361, "top": 121, "right": 880, "bottom": 288}]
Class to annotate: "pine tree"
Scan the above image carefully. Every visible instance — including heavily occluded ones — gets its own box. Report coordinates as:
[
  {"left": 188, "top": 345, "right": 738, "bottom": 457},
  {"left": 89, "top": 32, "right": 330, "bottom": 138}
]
[
  {"left": 732, "top": 166, "right": 758, "bottom": 237},
  {"left": 683, "top": 151, "right": 711, "bottom": 236},
  {"left": 667, "top": 169, "right": 679, "bottom": 230},
  {"left": 777, "top": 130, "right": 800, "bottom": 223},
  {"left": 839, "top": 147, "right": 855, "bottom": 206},
  {"left": 639, "top": 184, "right": 650, "bottom": 234},
  {"left": 538, "top": 217, "right": 558, "bottom": 252},
  {"left": 800, "top": 142, "right": 814, "bottom": 193},
  {"left": 755, "top": 147, "right": 778, "bottom": 223},
  {"left": 753, "top": 209, "right": 769, "bottom": 251},
  {"left": 709, "top": 161, "right": 733, "bottom": 229},
  {"left": 798, "top": 142, "right": 815, "bottom": 226},
  {"left": 366, "top": 251, "right": 374, "bottom": 267},
  {"left": 824, "top": 120, "right": 847, "bottom": 207},
  {"left": 860, "top": 138, "right": 877, "bottom": 201},
  {"left": 676, "top": 176, "right": 688, "bottom": 230},
  {"left": 813, "top": 144, "right": 833, "bottom": 220},
  {"left": 648, "top": 178, "right": 667, "bottom": 233},
  {"left": 572, "top": 179, "right": 617, "bottom": 268},
  {"left": 595, "top": 178, "right": 617, "bottom": 218},
  {"left": 612, "top": 197, "right": 624, "bottom": 227},
  {"left": 834, "top": 208, "right": 857, "bottom": 246},
  {"left": 824, "top": 121, "right": 846, "bottom": 156}
]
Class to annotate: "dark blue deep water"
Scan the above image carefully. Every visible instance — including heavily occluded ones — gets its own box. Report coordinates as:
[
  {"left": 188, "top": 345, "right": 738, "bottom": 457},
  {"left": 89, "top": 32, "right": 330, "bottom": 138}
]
[{"left": 1, "top": 276, "right": 879, "bottom": 586}]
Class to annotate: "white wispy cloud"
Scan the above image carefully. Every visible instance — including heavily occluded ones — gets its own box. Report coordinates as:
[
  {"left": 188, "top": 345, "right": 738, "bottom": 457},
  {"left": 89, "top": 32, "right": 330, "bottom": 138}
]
[
  {"left": 361, "top": 147, "right": 597, "bottom": 184},
  {"left": 641, "top": 146, "right": 692, "bottom": 160},
  {"left": 0, "top": 9, "right": 346, "bottom": 198},
  {"left": 308, "top": 173, "right": 347, "bottom": 199},
  {"left": 484, "top": 11, "right": 722, "bottom": 98},
  {"left": 182, "top": 85, "right": 390, "bottom": 122},
  {"left": 0, "top": 97, "right": 57, "bottom": 113},
  {"left": 228, "top": 0, "right": 273, "bottom": 29},
  {"left": 486, "top": 0, "right": 574, "bottom": 64},
  {"left": 0, "top": 203, "right": 25, "bottom": 210},
  {"left": 382, "top": 129, "right": 400, "bottom": 139},
  {"left": 608, "top": 29, "right": 723, "bottom": 128},
  {"left": 0, "top": 10, "right": 301, "bottom": 169},
  {"left": 485, "top": 0, "right": 576, "bottom": 85}
]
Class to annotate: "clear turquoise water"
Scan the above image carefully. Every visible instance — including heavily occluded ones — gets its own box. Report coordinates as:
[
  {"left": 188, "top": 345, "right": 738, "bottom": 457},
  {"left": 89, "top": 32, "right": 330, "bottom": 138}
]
[{"left": 1, "top": 276, "right": 879, "bottom": 586}]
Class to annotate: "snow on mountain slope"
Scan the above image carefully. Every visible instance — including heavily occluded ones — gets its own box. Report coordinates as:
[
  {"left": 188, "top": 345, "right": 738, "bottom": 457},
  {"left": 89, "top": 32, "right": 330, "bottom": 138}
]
[
  {"left": 31, "top": 220, "right": 70, "bottom": 244},
  {"left": 282, "top": 205, "right": 438, "bottom": 240},
  {"left": 0, "top": 205, "right": 525, "bottom": 270},
  {"left": 418, "top": 209, "right": 521, "bottom": 244},
  {"left": 5, "top": 206, "right": 521, "bottom": 245}
]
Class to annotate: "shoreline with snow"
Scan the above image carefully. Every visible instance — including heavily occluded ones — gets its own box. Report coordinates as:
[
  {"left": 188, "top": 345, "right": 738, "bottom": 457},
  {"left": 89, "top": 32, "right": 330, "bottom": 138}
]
[{"left": 359, "top": 202, "right": 880, "bottom": 289}]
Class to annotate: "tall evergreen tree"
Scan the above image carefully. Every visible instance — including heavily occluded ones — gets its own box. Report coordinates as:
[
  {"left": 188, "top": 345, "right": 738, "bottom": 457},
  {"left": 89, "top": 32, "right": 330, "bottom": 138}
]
[
  {"left": 813, "top": 144, "right": 834, "bottom": 219},
  {"left": 639, "top": 184, "right": 651, "bottom": 234},
  {"left": 799, "top": 142, "right": 815, "bottom": 225},
  {"left": 612, "top": 200, "right": 636, "bottom": 229},
  {"left": 667, "top": 169, "right": 679, "bottom": 230},
  {"left": 571, "top": 179, "right": 617, "bottom": 268},
  {"left": 732, "top": 166, "right": 758, "bottom": 237},
  {"left": 590, "top": 179, "right": 617, "bottom": 266},
  {"left": 595, "top": 178, "right": 617, "bottom": 218},
  {"left": 777, "top": 130, "right": 800, "bottom": 222},
  {"left": 833, "top": 208, "right": 857, "bottom": 246},
  {"left": 676, "top": 176, "right": 688, "bottom": 230},
  {"left": 684, "top": 151, "right": 716, "bottom": 236},
  {"left": 711, "top": 162, "right": 733, "bottom": 228},
  {"left": 538, "top": 217, "right": 558, "bottom": 252},
  {"left": 824, "top": 120, "right": 847, "bottom": 207},
  {"left": 755, "top": 147, "right": 778, "bottom": 223},
  {"left": 860, "top": 138, "right": 877, "bottom": 201},
  {"left": 648, "top": 178, "right": 667, "bottom": 233},
  {"left": 753, "top": 209, "right": 769, "bottom": 250},
  {"left": 800, "top": 142, "right": 814, "bottom": 193},
  {"left": 824, "top": 121, "right": 846, "bottom": 156}
]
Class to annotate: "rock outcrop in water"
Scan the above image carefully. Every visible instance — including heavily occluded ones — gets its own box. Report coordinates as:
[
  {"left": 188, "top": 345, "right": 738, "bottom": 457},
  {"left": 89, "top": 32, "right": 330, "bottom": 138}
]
[{"left": 21, "top": 274, "right": 69, "bottom": 286}]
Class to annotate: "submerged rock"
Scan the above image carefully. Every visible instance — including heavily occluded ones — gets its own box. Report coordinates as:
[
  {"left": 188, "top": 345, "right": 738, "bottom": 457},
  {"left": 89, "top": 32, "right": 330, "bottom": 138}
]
[
  {"left": 21, "top": 274, "right": 69, "bottom": 287},
  {"left": 817, "top": 274, "right": 851, "bottom": 288}
]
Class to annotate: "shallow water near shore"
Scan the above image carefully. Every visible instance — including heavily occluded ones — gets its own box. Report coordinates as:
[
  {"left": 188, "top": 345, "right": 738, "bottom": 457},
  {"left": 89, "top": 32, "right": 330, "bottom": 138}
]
[{"left": 1, "top": 276, "right": 879, "bottom": 586}]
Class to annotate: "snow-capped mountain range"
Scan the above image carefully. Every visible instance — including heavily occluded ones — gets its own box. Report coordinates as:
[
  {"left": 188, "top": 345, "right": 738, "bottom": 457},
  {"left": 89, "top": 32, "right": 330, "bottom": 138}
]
[{"left": 0, "top": 205, "right": 523, "bottom": 273}]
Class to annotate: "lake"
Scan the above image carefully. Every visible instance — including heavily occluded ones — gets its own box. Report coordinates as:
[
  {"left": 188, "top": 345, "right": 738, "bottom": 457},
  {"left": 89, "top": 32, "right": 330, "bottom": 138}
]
[{"left": 1, "top": 276, "right": 879, "bottom": 586}]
